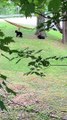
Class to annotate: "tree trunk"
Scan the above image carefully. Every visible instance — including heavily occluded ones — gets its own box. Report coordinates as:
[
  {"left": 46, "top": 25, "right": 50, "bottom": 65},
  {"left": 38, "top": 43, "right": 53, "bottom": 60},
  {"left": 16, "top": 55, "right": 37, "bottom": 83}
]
[
  {"left": 55, "top": 22, "right": 63, "bottom": 34},
  {"left": 62, "top": 21, "right": 67, "bottom": 43},
  {"left": 35, "top": 14, "right": 46, "bottom": 38}
]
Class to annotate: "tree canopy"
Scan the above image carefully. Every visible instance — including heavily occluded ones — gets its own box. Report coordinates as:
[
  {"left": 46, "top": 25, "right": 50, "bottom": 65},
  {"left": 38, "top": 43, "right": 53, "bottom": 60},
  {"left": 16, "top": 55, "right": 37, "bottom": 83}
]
[{"left": 1, "top": 0, "right": 67, "bottom": 29}]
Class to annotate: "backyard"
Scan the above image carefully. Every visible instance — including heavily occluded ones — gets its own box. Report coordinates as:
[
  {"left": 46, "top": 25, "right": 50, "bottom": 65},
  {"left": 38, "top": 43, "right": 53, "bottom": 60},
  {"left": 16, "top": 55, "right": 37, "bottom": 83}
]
[{"left": 0, "top": 20, "right": 67, "bottom": 120}]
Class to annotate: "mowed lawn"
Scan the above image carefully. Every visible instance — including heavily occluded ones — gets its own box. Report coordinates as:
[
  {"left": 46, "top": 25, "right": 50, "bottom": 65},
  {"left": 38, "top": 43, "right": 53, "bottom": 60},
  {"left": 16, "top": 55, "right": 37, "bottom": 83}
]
[{"left": 0, "top": 21, "right": 67, "bottom": 119}]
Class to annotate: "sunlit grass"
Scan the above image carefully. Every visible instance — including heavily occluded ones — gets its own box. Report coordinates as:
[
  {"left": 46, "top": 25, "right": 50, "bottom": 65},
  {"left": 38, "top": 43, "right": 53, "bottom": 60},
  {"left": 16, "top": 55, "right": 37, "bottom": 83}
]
[
  {"left": 0, "top": 22, "right": 67, "bottom": 119},
  {"left": 0, "top": 22, "right": 67, "bottom": 74}
]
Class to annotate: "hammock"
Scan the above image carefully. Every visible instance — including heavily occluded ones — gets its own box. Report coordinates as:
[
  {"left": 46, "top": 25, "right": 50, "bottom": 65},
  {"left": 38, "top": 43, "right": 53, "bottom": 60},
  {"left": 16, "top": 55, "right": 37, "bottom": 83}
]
[{"left": 5, "top": 20, "right": 35, "bottom": 30}]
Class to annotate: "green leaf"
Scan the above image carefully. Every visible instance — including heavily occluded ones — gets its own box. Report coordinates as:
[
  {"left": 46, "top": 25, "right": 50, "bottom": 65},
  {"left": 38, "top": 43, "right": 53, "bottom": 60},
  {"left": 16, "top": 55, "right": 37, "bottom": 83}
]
[
  {"left": 0, "top": 100, "right": 7, "bottom": 110},
  {"left": 21, "top": 2, "right": 35, "bottom": 17},
  {"left": 0, "top": 84, "right": 2, "bottom": 88},
  {"left": 34, "top": 0, "right": 45, "bottom": 5},
  {"left": 6, "top": 86, "right": 16, "bottom": 96},
  {"left": 28, "top": 0, "right": 32, "bottom": 3},
  {"left": 0, "top": 74, "right": 7, "bottom": 80},
  {"left": 16, "top": 59, "right": 21, "bottom": 64},
  {"left": 36, "top": 56, "right": 42, "bottom": 62},
  {"left": 48, "top": 0, "right": 61, "bottom": 12},
  {"left": 41, "top": 60, "right": 50, "bottom": 67},
  {"left": 28, "top": 61, "right": 35, "bottom": 66},
  {"left": 35, "top": 49, "right": 43, "bottom": 54},
  {"left": 2, "top": 81, "right": 6, "bottom": 86}
]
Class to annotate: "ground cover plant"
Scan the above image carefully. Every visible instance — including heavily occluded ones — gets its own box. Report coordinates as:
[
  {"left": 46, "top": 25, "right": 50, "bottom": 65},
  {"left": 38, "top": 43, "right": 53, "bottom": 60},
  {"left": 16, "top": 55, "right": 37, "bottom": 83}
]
[{"left": 0, "top": 21, "right": 67, "bottom": 120}]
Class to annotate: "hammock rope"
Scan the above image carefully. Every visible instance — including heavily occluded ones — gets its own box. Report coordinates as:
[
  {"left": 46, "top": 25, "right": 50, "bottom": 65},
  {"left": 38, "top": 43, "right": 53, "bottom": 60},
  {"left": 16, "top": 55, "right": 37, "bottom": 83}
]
[{"left": 5, "top": 20, "right": 35, "bottom": 30}]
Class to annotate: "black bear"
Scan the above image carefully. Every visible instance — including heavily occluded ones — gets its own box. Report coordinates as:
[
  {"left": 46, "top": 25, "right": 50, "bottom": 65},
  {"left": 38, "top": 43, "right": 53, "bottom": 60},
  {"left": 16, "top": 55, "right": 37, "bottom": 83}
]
[
  {"left": 37, "top": 32, "right": 45, "bottom": 39},
  {"left": 37, "top": 35, "right": 45, "bottom": 39},
  {"left": 15, "top": 30, "right": 23, "bottom": 37}
]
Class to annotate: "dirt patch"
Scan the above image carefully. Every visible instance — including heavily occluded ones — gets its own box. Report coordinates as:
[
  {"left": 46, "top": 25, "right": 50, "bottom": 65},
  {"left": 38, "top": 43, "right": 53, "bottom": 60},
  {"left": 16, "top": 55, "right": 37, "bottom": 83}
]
[
  {"left": 8, "top": 84, "right": 39, "bottom": 106},
  {"left": 0, "top": 79, "right": 3, "bottom": 83},
  {"left": 12, "top": 92, "right": 39, "bottom": 106},
  {"left": 8, "top": 84, "right": 28, "bottom": 92}
]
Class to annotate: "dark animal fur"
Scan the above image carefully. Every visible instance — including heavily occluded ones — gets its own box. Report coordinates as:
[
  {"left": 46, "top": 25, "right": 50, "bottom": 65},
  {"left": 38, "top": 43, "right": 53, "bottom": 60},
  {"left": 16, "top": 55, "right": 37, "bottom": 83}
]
[
  {"left": 15, "top": 30, "right": 23, "bottom": 37},
  {"left": 37, "top": 35, "right": 45, "bottom": 39}
]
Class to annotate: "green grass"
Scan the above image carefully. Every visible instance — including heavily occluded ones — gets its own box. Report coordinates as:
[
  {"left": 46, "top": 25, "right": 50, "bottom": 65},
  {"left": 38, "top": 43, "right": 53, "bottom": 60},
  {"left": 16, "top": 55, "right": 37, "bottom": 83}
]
[
  {"left": 0, "top": 21, "right": 67, "bottom": 74},
  {"left": 0, "top": 21, "right": 67, "bottom": 119}
]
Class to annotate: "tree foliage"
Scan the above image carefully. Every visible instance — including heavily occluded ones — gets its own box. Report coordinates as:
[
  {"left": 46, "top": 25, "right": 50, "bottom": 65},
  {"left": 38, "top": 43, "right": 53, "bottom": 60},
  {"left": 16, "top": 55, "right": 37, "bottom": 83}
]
[
  {"left": 13, "top": 0, "right": 67, "bottom": 22},
  {"left": 1, "top": 0, "right": 67, "bottom": 29}
]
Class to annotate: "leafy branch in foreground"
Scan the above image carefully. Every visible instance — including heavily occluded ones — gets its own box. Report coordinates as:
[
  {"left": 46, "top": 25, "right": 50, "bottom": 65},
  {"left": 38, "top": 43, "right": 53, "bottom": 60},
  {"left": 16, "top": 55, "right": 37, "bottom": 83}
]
[
  {"left": 10, "top": 49, "right": 67, "bottom": 76},
  {"left": 0, "top": 74, "right": 16, "bottom": 110},
  {"left": 2, "top": 47, "right": 67, "bottom": 77}
]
